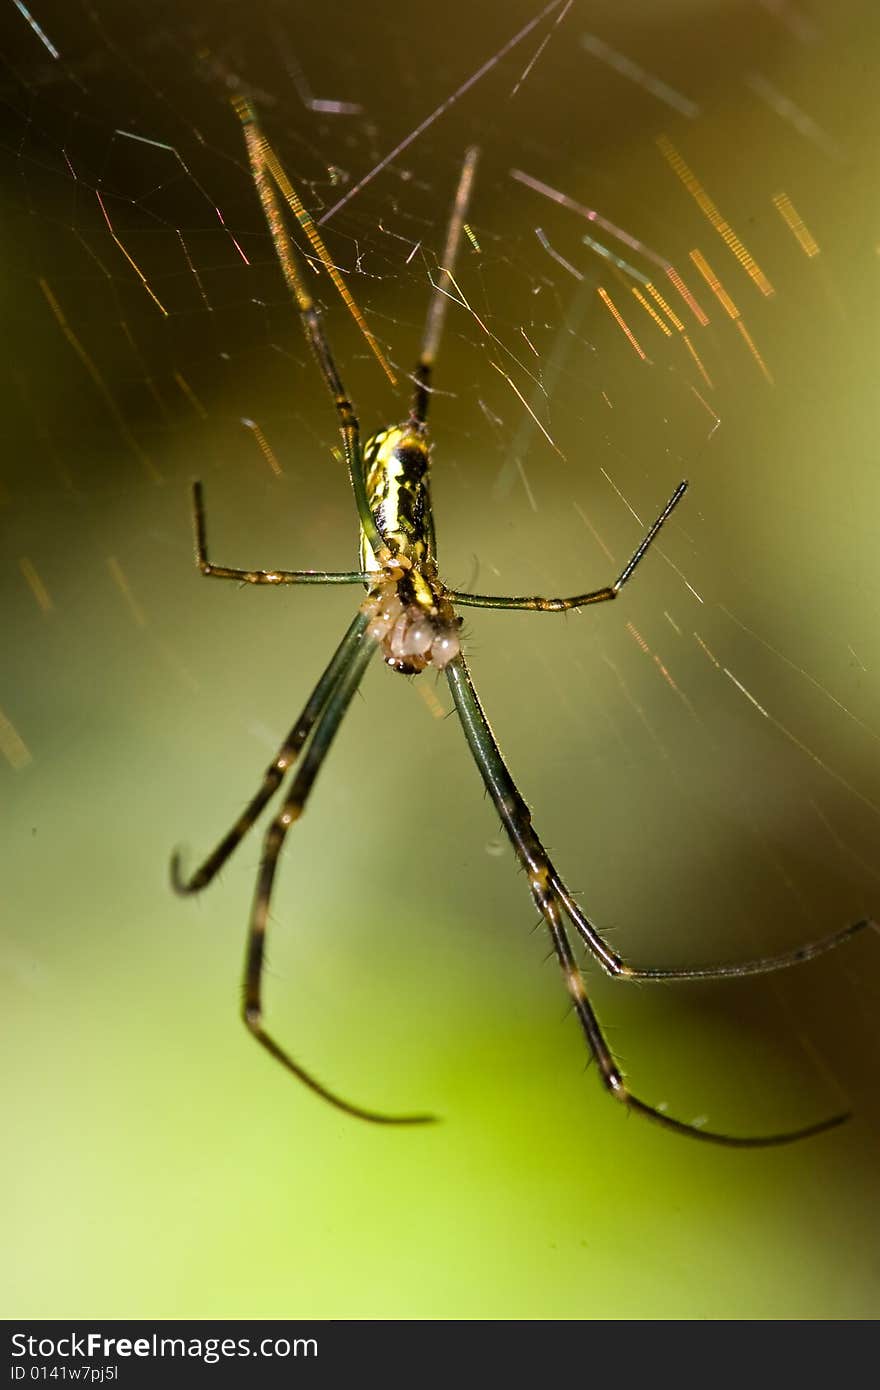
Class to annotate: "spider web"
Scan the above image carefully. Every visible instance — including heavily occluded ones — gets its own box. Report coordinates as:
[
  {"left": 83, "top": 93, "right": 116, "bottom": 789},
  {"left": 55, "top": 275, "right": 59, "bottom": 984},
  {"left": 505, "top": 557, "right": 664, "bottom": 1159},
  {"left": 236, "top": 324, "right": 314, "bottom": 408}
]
[{"left": 3, "top": 0, "right": 880, "bottom": 1158}]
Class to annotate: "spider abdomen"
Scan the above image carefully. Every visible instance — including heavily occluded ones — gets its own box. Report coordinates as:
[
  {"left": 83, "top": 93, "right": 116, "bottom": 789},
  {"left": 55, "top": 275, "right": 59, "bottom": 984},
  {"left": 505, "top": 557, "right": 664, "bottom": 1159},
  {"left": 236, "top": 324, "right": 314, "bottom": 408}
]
[{"left": 362, "top": 575, "right": 460, "bottom": 673}]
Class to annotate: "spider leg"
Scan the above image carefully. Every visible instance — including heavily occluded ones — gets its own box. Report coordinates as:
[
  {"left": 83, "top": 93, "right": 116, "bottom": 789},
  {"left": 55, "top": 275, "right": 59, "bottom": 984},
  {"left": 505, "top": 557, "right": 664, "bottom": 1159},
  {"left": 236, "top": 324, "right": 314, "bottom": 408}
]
[
  {"left": 449, "top": 480, "right": 686, "bottom": 611},
  {"left": 445, "top": 652, "right": 849, "bottom": 1146},
  {"left": 550, "top": 873, "right": 875, "bottom": 981},
  {"left": 546, "top": 897, "right": 845, "bottom": 1147},
  {"left": 172, "top": 612, "right": 369, "bottom": 894},
  {"left": 242, "top": 624, "right": 434, "bottom": 1125},
  {"left": 234, "top": 98, "right": 385, "bottom": 561},
  {"left": 410, "top": 146, "right": 480, "bottom": 428},
  {"left": 191, "top": 482, "right": 369, "bottom": 585}
]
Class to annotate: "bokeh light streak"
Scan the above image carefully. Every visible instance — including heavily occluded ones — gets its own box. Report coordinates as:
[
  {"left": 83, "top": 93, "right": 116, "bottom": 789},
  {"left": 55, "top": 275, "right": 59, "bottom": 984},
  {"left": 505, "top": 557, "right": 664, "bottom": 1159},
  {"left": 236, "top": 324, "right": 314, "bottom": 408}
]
[
  {"left": 11, "top": 0, "right": 58, "bottom": 59},
  {"left": 95, "top": 191, "right": 168, "bottom": 318},
  {"left": 597, "top": 288, "right": 647, "bottom": 360},
  {"left": 0, "top": 706, "right": 31, "bottom": 770},
  {"left": 664, "top": 265, "right": 709, "bottom": 325},
  {"left": 19, "top": 557, "right": 53, "bottom": 614},
  {"left": 581, "top": 32, "right": 699, "bottom": 118},
  {"left": 657, "top": 135, "right": 775, "bottom": 297},
  {"left": 681, "top": 333, "right": 713, "bottom": 389},
  {"left": 735, "top": 319, "right": 774, "bottom": 385},
  {"left": 631, "top": 286, "right": 672, "bottom": 335},
  {"left": 107, "top": 557, "right": 147, "bottom": 628},
  {"left": 689, "top": 248, "right": 740, "bottom": 319},
  {"left": 773, "top": 192, "right": 821, "bottom": 257},
  {"left": 241, "top": 418, "right": 283, "bottom": 477},
  {"left": 236, "top": 100, "right": 397, "bottom": 388},
  {"left": 38, "top": 278, "right": 160, "bottom": 483},
  {"left": 645, "top": 281, "right": 685, "bottom": 331}
]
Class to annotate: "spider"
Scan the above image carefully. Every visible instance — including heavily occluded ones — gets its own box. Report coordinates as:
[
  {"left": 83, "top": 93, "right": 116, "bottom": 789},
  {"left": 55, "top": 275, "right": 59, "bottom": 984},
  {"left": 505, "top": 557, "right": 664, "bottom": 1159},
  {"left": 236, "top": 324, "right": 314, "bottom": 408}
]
[{"left": 173, "top": 108, "right": 874, "bottom": 1147}]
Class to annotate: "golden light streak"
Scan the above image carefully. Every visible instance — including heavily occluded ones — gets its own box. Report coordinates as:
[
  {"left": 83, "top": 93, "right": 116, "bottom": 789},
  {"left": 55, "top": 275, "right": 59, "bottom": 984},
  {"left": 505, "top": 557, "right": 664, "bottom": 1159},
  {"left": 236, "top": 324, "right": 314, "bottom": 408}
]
[
  {"left": 689, "top": 385, "right": 721, "bottom": 428},
  {"left": 846, "top": 644, "right": 867, "bottom": 673},
  {"left": 652, "top": 652, "right": 688, "bottom": 702},
  {"left": 259, "top": 145, "right": 396, "bottom": 387},
  {"left": 114, "top": 128, "right": 251, "bottom": 265},
  {"left": 773, "top": 192, "right": 820, "bottom": 258},
  {"left": 416, "top": 683, "right": 447, "bottom": 721},
  {"left": 693, "top": 632, "right": 721, "bottom": 668},
  {"left": 681, "top": 333, "right": 714, "bottom": 389},
  {"left": 107, "top": 556, "right": 147, "bottom": 628},
  {"left": 19, "top": 557, "right": 53, "bottom": 613},
  {"left": 262, "top": 141, "right": 398, "bottom": 386},
  {"left": 95, "top": 190, "right": 169, "bottom": 317},
  {"left": 436, "top": 265, "right": 546, "bottom": 417},
  {"left": 516, "top": 458, "right": 538, "bottom": 511},
  {"left": 663, "top": 610, "right": 682, "bottom": 636},
  {"left": 234, "top": 96, "right": 396, "bottom": 387},
  {"left": 645, "top": 281, "right": 685, "bottom": 331},
  {"left": 735, "top": 319, "right": 774, "bottom": 384},
  {"left": 177, "top": 229, "right": 212, "bottom": 309},
  {"left": 625, "top": 620, "right": 650, "bottom": 653},
  {"left": 810, "top": 800, "right": 880, "bottom": 885},
  {"left": 435, "top": 268, "right": 493, "bottom": 340},
  {"left": 657, "top": 135, "right": 775, "bottom": 297},
  {"left": 721, "top": 667, "right": 880, "bottom": 818},
  {"left": 237, "top": 111, "right": 306, "bottom": 311},
  {"left": 661, "top": 553, "right": 704, "bottom": 605},
  {"left": 572, "top": 501, "right": 615, "bottom": 563},
  {"left": 242, "top": 418, "right": 283, "bottom": 477},
  {"left": 719, "top": 603, "right": 880, "bottom": 748},
  {"left": 664, "top": 265, "right": 709, "bottom": 325},
  {"left": 626, "top": 621, "right": 693, "bottom": 710},
  {"left": 489, "top": 361, "right": 566, "bottom": 460},
  {"left": 118, "top": 318, "right": 169, "bottom": 422},
  {"left": 598, "top": 467, "right": 644, "bottom": 525},
  {"left": 597, "top": 287, "right": 646, "bottom": 359},
  {"left": 173, "top": 371, "right": 208, "bottom": 419},
  {"left": 631, "top": 286, "right": 672, "bottom": 335},
  {"left": 463, "top": 222, "right": 481, "bottom": 253},
  {"left": 689, "top": 249, "right": 740, "bottom": 319},
  {"left": 600, "top": 654, "right": 669, "bottom": 760},
  {"left": 38, "top": 278, "right": 160, "bottom": 483},
  {"left": 519, "top": 326, "right": 540, "bottom": 357},
  {"left": 598, "top": 468, "right": 702, "bottom": 602},
  {"left": 0, "top": 705, "right": 31, "bottom": 770}
]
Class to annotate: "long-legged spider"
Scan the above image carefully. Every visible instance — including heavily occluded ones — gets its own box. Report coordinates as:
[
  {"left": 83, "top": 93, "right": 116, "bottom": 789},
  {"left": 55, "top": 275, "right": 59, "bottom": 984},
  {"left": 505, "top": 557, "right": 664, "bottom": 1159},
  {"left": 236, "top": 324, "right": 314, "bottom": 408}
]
[{"left": 173, "top": 106, "right": 874, "bottom": 1146}]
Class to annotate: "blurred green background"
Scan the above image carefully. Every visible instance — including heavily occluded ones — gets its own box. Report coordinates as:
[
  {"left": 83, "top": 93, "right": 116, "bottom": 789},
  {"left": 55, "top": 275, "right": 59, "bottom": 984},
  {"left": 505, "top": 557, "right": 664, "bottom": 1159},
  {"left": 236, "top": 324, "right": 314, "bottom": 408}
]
[{"left": 3, "top": 0, "right": 880, "bottom": 1319}]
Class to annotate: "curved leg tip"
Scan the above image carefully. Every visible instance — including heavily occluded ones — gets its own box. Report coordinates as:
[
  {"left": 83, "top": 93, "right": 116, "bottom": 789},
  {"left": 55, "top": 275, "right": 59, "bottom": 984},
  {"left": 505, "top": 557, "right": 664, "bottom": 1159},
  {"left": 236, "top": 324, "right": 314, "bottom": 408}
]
[
  {"left": 351, "top": 1110, "right": 439, "bottom": 1127},
  {"left": 378, "top": 1111, "right": 438, "bottom": 1127},
  {"left": 623, "top": 1090, "right": 852, "bottom": 1147},
  {"left": 170, "top": 848, "right": 194, "bottom": 896},
  {"left": 242, "top": 1012, "right": 438, "bottom": 1127}
]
